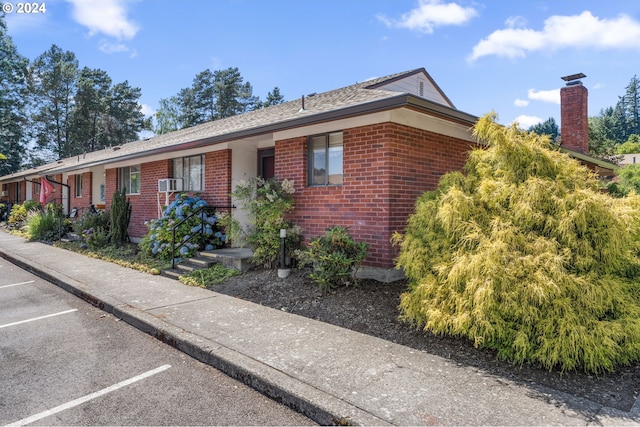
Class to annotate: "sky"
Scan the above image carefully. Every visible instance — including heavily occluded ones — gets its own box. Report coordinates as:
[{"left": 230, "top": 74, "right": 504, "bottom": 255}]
[{"left": 5, "top": 0, "right": 640, "bottom": 132}]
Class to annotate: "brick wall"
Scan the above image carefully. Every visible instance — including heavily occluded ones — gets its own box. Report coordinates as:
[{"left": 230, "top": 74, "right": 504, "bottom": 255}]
[
  {"left": 560, "top": 83, "right": 589, "bottom": 154},
  {"left": 203, "top": 149, "right": 232, "bottom": 207},
  {"left": 68, "top": 172, "right": 94, "bottom": 212},
  {"left": 276, "top": 122, "right": 475, "bottom": 269},
  {"left": 105, "top": 161, "right": 171, "bottom": 238}
]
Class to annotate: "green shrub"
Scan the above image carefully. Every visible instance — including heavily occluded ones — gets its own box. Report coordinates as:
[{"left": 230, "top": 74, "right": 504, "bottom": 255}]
[
  {"left": 25, "top": 207, "right": 66, "bottom": 242},
  {"left": 8, "top": 203, "right": 27, "bottom": 225},
  {"left": 231, "top": 177, "right": 303, "bottom": 268},
  {"left": 298, "top": 225, "right": 369, "bottom": 293},
  {"left": 179, "top": 263, "right": 241, "bottom": 288},
  {"left": 23, "top": 200, "right": 41, "bottom": 211},
  {"left": 141, "top": 194, "right": 226, "bottom": 261},
  {"left": 393, "top": 113, "right": 640, "bottom": 373},
  {"left": 83, "top": 226, "right": 109, "bottom": 249},
  {"left": 73, "top": 209, "right": 109, "bottom": 235}
]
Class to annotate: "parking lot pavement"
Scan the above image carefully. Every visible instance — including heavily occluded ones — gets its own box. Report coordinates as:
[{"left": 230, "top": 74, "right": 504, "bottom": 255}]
[{"left": 0, "top": 258, "right": 315, "bottom": 426}]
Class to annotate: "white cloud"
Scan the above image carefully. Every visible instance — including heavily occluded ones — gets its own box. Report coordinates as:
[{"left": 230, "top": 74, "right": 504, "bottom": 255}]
[
  {"left": 505, "top": 15, "right": 527, "bottom": 28},
  {"left": 140, "top": 103, "right": 155, "bottom": 117},
  {"left": 377, "top": 0, "right": 478, "bottom": 34},
  {"left": 527, "top": 88, "right": 560, "bottom": 104},
  {"left": 66, "top": 0, "right": 139, "bottom": 40},
  {"left": 593, "top": 82, "right": 605, "bottom": 90},
  {"left": 469, "top": 11, "right": 640, "bottom": 61},
  {"left": 99, "top": 40, "right": 137, "bottom": 57},
  {"left": 512, "top": 115, "right": 543, "bottom": 129},
  {"left": 514, "top": 98, "right": 529, "bottom": 107}
]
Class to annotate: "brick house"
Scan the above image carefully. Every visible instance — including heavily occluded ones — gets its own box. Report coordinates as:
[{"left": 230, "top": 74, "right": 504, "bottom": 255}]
[{"left": 0, "top": 69, "right": 616, "bottom": 280}]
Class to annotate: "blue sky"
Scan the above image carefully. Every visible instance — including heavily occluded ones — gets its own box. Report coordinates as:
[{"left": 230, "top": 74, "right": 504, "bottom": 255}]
[{"left": 5, "top": 0, "right": 640, "bottom": 132}]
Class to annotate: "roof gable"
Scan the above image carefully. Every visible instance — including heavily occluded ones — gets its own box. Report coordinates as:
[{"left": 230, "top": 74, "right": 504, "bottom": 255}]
[{"left": 363, "top": 68, "right": 455, "bottom": 108}]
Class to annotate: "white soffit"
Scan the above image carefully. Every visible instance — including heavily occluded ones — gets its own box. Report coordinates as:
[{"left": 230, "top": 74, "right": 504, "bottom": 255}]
[{"left": 390, "top": 109, "right": 475, "bottom": 142}]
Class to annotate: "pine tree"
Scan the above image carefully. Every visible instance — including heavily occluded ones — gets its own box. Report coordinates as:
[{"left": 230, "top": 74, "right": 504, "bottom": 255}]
[
  {"left": 0, "top": 15, "right": 28, "bottom": 174},
  {"left": 28, "top": 44, "right": 78, "bottom": 161}
]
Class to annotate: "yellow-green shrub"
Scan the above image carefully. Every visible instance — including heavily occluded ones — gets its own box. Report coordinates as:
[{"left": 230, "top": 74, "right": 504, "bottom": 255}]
[{"left": 393, "top": 113, "right": 640, "bottom": 373}]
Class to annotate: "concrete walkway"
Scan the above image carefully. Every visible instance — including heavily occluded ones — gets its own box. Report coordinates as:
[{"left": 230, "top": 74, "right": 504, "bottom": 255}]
[{"left": 1, "top": 230, "right": 639, "bottom": 426}]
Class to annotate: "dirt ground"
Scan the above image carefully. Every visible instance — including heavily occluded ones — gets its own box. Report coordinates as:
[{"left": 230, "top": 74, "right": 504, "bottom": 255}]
[{"left": 208, "top": 267, "right": 640, "bottom": 413}]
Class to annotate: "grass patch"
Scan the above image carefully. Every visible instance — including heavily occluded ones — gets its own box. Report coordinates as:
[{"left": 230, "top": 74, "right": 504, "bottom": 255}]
[
  {"left": 179, "top": 263, "right": 241, "bottom": 288},
  {"left": 54, "top": 241, "right": 170, "bottom": 275}
]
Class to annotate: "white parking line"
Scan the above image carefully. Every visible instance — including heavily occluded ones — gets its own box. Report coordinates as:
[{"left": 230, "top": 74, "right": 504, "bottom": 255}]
[
  {"left": 0, "top": 280, "right": 35, "bottom": 289},
  {"left": 0, "top": 309, "right": 78, "bottom": 329},
  {"left": 7, "top": 364, "right": 172, "bottom": 426}
]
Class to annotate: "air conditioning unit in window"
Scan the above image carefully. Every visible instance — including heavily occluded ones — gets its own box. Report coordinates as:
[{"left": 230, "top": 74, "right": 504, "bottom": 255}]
[
  {"left": 158, "top": 178, "right": 183, "bottom": 193},
  {"left": 1, "top": 191, "right": 7, "bottom": 197}
]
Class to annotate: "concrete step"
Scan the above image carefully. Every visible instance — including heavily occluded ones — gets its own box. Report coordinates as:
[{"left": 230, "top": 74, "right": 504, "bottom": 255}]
[
  {"left": 198, "top": 248, "right": 253, "bottom": 271},
  {"left": 161, "top": 269, "right": 182, "bottom": 280},
  {"left": 176, "top": 263, "right": 198, "bottom": 273},
  {"left": 161, "top": 247, "right": 254, "bottom": 279},
  {"left": 186, "top": 256, "right": 216, "bottom": 268}
]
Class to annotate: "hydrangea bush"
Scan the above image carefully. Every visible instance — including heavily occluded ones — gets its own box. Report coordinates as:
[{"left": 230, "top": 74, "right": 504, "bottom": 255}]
[{"left": 141, "top": 194, "right": 226, "bottom": 261}]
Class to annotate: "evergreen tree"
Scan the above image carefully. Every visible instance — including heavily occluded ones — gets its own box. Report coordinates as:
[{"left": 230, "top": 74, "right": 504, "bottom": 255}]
[
  {"left": 0, "top": 14, "right": 28, "bottom": 174},
  {"left": 617, "top": 75, "right": 640, "bottom": 140},
  {"left": 70, "top": 67, "right": 111, "bottom": 154},
  {"left": 262, "top": 86, "right": 285, "bottom": 108},
  {"left": 527, "top": 117, "right": 558, "bottom": 142},
  {"left": 213, "top": 67, "right": 257, "bottom": 119},
  {"left": 28, "top": 44, "right": 78, "bottom": 161},
  {"left": 154, "top": 67, "right": 262, "bottom": 131},
  {"left": 191, "top": 69, "right": 216, "bottom": 123},
  {"left": 107, "top": 80, "right": 147, "bottom": 145}
]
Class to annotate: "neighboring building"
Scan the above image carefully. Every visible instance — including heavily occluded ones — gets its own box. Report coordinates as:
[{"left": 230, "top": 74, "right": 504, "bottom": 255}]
[
  {"left": 0, "top": 68, "right": 617, "bottom": 280},
  {"left": 619, "top": 154, "right": 640, "bottom": 166}
]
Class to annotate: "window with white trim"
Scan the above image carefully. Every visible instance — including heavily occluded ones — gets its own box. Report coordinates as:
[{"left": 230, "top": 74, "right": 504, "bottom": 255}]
[
  {"left": 173, "top": 155, "right": 203, "bottom": 192},
  {"left": 308, "top": 132, "right": 343, "bottom": 186},
  {"left": 118, "top": 165, "right": 140, "bottom": 194},
  {"left": 75, "top": 175, "right": 82, "bottom": 197}
]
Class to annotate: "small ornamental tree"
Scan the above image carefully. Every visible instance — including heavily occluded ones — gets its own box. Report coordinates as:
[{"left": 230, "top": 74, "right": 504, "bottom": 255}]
[
  {"left": 231, "top": 177, "right": 302, "bottom": 268},
  {"left": 141, "top": 194, "right": 225, "bottom": 260},
  {"left": 393, "top": 112, "right": 640, "bottom": 373}
]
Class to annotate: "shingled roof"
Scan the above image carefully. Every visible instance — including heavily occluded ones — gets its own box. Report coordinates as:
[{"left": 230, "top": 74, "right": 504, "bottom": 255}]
[{"left": 2, "top": 68, "right": 476, "bottom": 180}]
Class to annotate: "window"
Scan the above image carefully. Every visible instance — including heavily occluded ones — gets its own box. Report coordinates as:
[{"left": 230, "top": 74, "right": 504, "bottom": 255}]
[
  {"left": 308, "top": 132, "right": 343, "bottom": 186},
  {"left": 75, "top": 175, "right": 82, "bottom": 197},
  {"left": 118, "top": 165, "right": 140, "bottom": 194},
  {"left": 173, "top": 155, "right": 203, "bottom": 192}
]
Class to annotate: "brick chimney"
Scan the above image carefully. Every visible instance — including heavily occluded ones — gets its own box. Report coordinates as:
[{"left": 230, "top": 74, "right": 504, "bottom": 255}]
[{"left": 560, "top": 73, "right": 588, "bottom": 154}]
